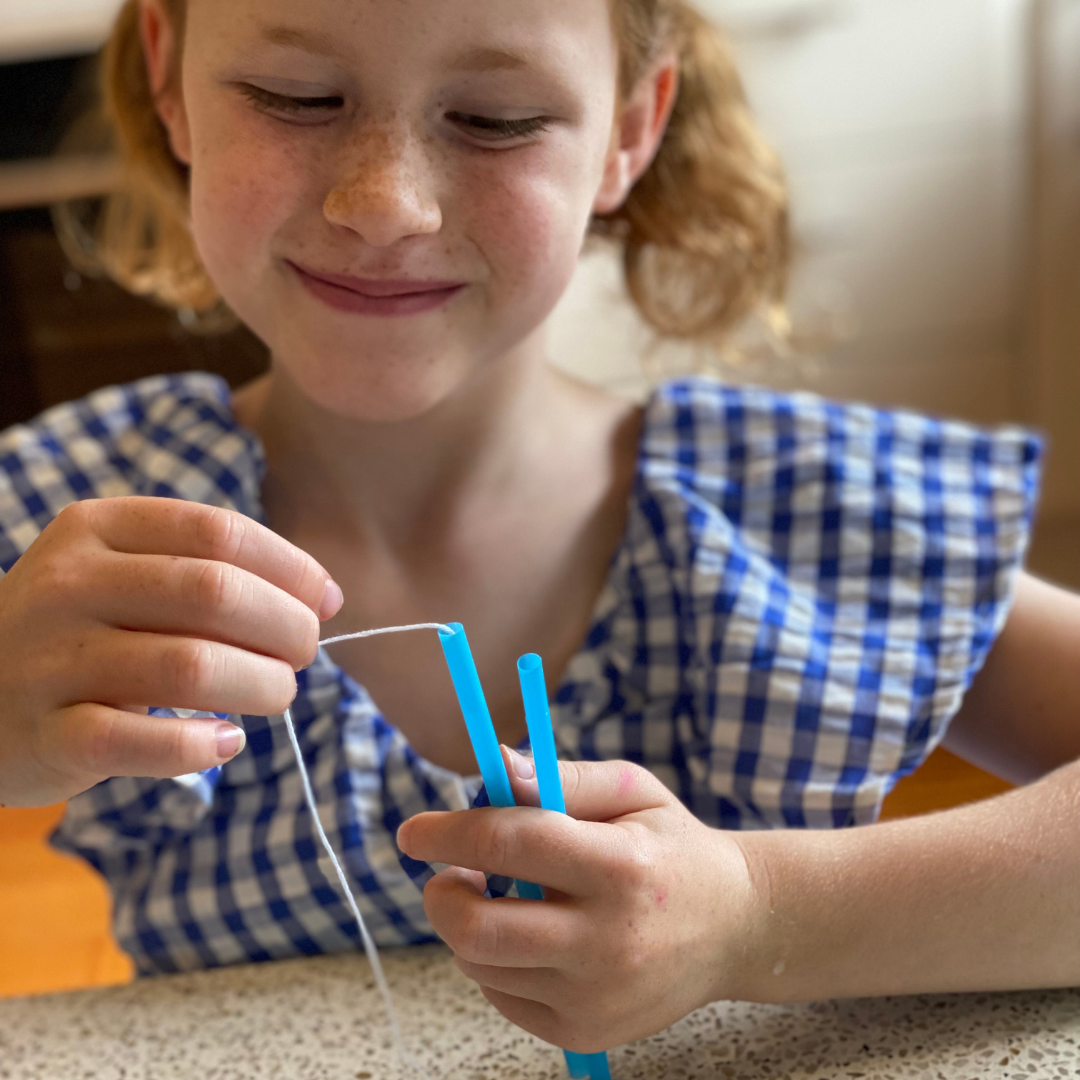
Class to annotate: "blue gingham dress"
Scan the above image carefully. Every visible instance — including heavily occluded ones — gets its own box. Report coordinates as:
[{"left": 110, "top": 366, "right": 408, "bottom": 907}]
[{"left": 0, "top": 372, "right": 1040, "bottom": 974}]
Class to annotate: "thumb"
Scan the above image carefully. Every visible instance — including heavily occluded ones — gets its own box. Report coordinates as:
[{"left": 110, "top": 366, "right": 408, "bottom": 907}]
[{"left": 502, "top": 745, "right": 672, "bottom": 823}]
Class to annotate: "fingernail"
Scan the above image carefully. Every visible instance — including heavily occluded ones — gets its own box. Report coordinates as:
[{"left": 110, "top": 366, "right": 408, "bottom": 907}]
[
  {"left": 396, "top": 821, "right": 412, "bottom": 852},
  {"left": 216, "top": 722, "right": 246, "bottom": 761},
  {"left": 504, "top": 745, "right": 535, "bottom": 780},
  {"left": 319, "top": 578, "right": 344, "bottom": 620}
]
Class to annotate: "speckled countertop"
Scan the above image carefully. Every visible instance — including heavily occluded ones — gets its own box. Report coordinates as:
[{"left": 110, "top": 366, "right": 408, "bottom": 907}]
[{"left": 1, "top": 945, "right": 1078, "bottom": 1080}]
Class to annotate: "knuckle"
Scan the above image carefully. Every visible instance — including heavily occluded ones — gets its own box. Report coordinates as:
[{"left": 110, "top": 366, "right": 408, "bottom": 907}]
[
  {"left": 614, "top": 760, "right": 653, "bottom": 802},
  {"left": 194, "top": 505, "right": 243, "bottom": 563},
  {"left": 71, "top": 703, "right": 119, "bottom": 776},
  {"left": 44, "top": 503, "right": 95, "bottom": 560},
  {"left": 164, "top": 638, "right": 218, "bottom": 699},
  {"left": 633, "top": 761, "right": 673, "bottom": 803},
  {"left": 612, "top": 840, "right": 657, "bottom": 892},
  {"left": 476, "top": 813, "right": 517, "bottom": 872},
  {"left": 459, "top": 907, "right": 500, "bottom": 963},
  {"left": 54, "top": 499, "right": 93, "bottom": 532},
  {"left": 192, "top": 559, "right": 244, "bottom": 619}
]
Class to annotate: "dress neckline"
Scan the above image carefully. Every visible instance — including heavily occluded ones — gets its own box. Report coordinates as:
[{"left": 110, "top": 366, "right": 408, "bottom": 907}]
[{"left": 218, "top": 377, "right": 654, "bottom": 773}]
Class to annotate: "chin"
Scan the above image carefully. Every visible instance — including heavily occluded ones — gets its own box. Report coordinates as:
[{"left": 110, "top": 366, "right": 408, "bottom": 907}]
[{"left": 273, "top": 339, "right": 477, "bottom": 424}]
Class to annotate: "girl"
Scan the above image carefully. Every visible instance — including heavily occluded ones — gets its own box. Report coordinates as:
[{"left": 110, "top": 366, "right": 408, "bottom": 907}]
[{"left": 2, "top": 0, "right": 1079, "bottom": 1057}]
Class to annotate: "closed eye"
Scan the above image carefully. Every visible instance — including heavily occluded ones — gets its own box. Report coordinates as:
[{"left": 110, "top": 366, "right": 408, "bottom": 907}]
[
  {"left": 448, "top": 112, "right": 551, "bottom": 142},
  {"left": 239, "top": 83, "right": 343, "bottom": 120}
]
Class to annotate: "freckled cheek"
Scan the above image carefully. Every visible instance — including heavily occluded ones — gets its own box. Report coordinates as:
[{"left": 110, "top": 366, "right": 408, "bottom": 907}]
[
  {"left": 186, "top": 124, "right": 313, "bottom": 295},
  {"left": 466, "top": 165, "right": 588, "bottom": 304}
]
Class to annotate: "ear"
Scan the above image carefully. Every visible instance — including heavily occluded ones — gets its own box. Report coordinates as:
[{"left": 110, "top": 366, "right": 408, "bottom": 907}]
[
  {"left": 139, "top": 0, "right": 192, "bottom": 165},
  {"left": 593, "top": 54, "right": 679, "bottom": 216}
]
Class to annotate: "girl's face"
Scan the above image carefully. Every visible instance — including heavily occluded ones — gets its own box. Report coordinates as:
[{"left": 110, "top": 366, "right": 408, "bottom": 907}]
[{"left": 152, "top": 0, "right": 665, "bottom": 421}]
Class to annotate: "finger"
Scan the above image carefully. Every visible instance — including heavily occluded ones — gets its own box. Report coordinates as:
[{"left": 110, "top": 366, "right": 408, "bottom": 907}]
[
  {"left": 70, "top": 627, "right": 298, "bottom": 716},
  {"left": 429, "top": 863, "right": 488, "bottom": 895},
  {"left": 501, "top": 744, "right": 541, "bottom": 807},
  {"left": 503, "top": 751, "right": 672, "bottom": 824},
  {"left": 403, "top": 808, "right": 608, "bottom": 896},
  {"left": 423, "top": 865, "right": 579, "bottom": 967},
  {"left": 477, "top": 988, "right": 566, "bottom": 1049},
  {"left": 72, "top": 497, "right": 342, "bottom": 620},
  {"left": 555, "top": 758, "right": 673, "bottom": 822},
  {"left": 90, "top": 551, "right": 319, "bottom": 670},
  {"left": 46, "top": 703, "right": 246, "bottom": 788},
  {"left": 454, "top": 955, "right": 564, "bottom": 1006},
  {"left": 482, "top": 987, "right": 612, "bottom": 1057}
]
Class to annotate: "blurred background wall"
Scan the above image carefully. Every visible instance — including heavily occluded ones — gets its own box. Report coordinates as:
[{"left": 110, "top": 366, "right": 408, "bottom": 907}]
[
  {"left": 0, "top": 0, "right": 1076, "bottom": 998},
  {"left": 547, "top": 0, "right": 1080, "bottom": 589}
]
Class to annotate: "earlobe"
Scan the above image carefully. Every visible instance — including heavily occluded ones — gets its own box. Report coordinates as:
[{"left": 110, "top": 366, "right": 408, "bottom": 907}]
[{"left": 138, "top": 0, "right": 193, "bottom": 165}]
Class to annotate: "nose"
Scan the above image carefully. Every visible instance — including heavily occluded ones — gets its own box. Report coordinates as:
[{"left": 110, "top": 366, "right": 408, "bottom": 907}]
[{"left": 323, "top": 125, "right": 442, "bottom": 247}]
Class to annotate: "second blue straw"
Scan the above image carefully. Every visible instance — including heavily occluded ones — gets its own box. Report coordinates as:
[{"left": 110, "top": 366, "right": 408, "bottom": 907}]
[{"left": 517, "top": 653, "right": 612, "bottom": 1080}]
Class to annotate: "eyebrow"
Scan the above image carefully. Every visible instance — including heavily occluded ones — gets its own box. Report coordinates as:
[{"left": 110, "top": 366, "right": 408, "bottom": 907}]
[
  {"left": 260, "top": 25, "right": 340, "bottom": 56},
  {"left": 256, "top": 31, "right": 551, "bottom": 80},
  {"left": 445, "top": 47, "right": 534, "bottom": 74}
]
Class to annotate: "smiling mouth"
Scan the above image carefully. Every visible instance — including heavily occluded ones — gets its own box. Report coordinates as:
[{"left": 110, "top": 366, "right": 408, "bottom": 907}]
[{"left": 287, "top": 260, "right": 466, "bottom": 316}]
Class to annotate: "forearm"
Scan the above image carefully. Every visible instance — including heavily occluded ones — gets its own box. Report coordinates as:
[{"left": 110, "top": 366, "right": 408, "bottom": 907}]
[
  {"left": 944, "top": 574, "right": 1080, "bottom": 783},
  {"left": 731, "top": 758, "right": 1080, "bottom": 1003}
]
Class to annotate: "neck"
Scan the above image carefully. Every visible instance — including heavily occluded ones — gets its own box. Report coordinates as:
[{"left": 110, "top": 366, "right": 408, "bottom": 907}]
[{"left": 240, "top": 331, "right": 568, "bottom": 552}]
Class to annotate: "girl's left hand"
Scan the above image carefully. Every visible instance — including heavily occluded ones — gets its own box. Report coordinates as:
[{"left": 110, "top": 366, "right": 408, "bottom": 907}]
[{"left": 396, "top": 748, "right": 757, "bottom": 1053}]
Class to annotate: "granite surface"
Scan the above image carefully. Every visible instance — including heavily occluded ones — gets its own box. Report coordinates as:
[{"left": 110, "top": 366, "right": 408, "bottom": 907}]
[{"left": 1, "top": 945, "right": 1078, "bottom": 1080}]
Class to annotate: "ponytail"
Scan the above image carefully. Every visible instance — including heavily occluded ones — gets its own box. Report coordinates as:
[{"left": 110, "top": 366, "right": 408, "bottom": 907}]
[
  {"left": 596, "top": 0, "right": 790, "bottom": 343},
  {"left": 54, "top": 0, "right": 220, "bottom": 315}
]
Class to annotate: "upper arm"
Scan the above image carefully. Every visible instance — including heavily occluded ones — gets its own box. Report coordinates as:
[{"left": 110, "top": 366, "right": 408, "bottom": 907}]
[{"left": 943, "top": 572, "right": 1080, "bottom": 784}]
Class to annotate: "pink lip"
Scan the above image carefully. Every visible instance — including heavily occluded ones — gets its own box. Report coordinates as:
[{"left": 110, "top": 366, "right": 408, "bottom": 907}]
[{"left": 288, "top": 261, "right": 465, "bottom": 316}]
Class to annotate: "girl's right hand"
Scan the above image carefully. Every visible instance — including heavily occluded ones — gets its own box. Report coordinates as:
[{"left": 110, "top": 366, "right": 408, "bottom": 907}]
[{"left": 0, "top": 496, "right": 342, "bottom": 808}]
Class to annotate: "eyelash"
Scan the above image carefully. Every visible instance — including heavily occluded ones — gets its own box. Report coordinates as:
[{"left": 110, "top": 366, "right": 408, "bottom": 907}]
[
  {"left": 239, "top": 86, "right": 551, "bottom": 141},
  {"left": 446, "top": 113, "right": 551, "bottom": 141},
  {"left": 240, "top": 84, "right": 342, "bottom": 116}
]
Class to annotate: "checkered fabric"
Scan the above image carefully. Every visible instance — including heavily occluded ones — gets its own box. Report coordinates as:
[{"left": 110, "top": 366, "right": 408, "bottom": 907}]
[{"left": 0, "top": 372, "right": 1040, "bottom": 974}]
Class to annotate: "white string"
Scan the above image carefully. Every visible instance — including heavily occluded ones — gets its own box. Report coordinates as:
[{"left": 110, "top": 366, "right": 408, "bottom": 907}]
[
  {"left": 282, "top": 622, "right": 451, "bottom": 1077},
  {"left": 320, "top": 623, "right": 453, "bottom": 647}
]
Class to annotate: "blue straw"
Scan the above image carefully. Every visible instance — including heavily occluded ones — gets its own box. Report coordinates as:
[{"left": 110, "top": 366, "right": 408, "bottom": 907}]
[
  {"left": 517, "top": 653, "right": 565, "bottom": 815},
  {"left": 517, "top": 653, "right": 613, "bottom": 1080},
  {"left": 564, "top": 1053, "right": 592, "bottom": 1079},
  {"left": 439, "top": 624, "right": 543, "bottom": 901},
  {"left": 566, "top": 1052, "right": 610, "bottom": 1080},
  {"left": 439, "top": 623, "right": 513, "bottom": 807}
]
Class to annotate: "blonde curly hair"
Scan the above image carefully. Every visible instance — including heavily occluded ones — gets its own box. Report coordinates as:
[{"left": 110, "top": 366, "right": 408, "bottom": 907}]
[{"left": 57, "top": 0, "right": 790, "bottom": 343}]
